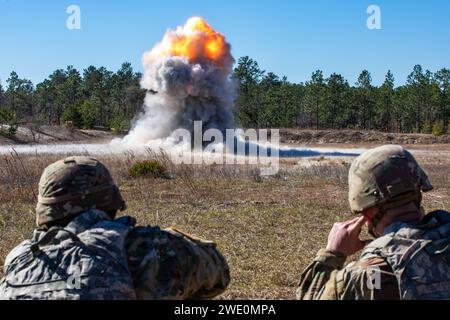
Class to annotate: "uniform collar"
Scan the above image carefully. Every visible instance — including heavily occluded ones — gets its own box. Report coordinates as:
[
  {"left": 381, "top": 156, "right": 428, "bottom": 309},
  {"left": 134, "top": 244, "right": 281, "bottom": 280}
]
[
  {"left": 383, "top": 221, "right": 409, "bottom": 235},
  {"left": 64, "top": 209, "right": 111, "bottom": 235},
  {"left": 383, "top": 216, "right": 428, "bottom": 236},
  {"left": 32, "top": 210, "right": 111, "bottom": 242}
]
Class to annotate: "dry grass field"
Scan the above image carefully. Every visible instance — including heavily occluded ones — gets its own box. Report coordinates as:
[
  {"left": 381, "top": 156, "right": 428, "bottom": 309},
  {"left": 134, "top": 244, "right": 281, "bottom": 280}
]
[{"left": 0, "top": 144, "right": 449, "bottom": 299}]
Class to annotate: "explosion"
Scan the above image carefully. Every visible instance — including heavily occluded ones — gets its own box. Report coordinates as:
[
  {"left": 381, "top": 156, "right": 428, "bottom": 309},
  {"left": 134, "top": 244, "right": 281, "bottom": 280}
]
[
  {"left": 166, "top": 17, "right": 228, "bottom": 65},
  {"left": 122, "top": 17, "right": 235, "bottom": 146}
]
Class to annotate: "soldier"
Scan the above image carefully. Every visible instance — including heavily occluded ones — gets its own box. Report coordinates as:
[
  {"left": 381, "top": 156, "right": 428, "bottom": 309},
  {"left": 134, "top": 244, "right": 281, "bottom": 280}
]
[
  {"left": 298, "top": 145, "right": 450, "bottom": 300},
  {"left": 0, "top": 156, "right": 230, "bottom": 300}
]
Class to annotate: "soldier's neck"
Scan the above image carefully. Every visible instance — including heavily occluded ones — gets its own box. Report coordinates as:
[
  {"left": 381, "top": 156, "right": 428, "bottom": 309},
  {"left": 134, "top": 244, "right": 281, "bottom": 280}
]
[{"left": 383, "top": 202, "right": 424, "bottom": 231}]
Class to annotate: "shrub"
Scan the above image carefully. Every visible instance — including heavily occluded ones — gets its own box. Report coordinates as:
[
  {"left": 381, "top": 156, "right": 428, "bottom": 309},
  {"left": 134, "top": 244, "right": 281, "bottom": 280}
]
[
  {"left": 432, "top": 122, "right": 445, "bottom": 137},
  {"left": 0, "top": 108, "right": 18, "bottom": 136},
  {"left": 129, "top": 160, "right": 168, "bottom": 179},
  {"left": 78, "top": 100, "right": 99, "bottom": 129},
  {"left": 421, "top": 122, "right": 432, "bottom": 134},
  {"left": 61, "top": 101, "right": 100, "bottom": 129},
  {"left": 7, "top": 124, "right": 18, "bottom": 136},
  {"left": 61, "top": 104, "right": 82, "bottom": 128},
  {"left": 109, "top": 114, "right": 129, "bottom": 133}
]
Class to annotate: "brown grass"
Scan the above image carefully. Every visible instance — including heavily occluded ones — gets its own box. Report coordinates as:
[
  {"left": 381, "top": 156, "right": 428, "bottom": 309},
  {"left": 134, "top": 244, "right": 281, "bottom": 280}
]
[{"left": 0, "top": 147, "right": 449, "bottom": 300}]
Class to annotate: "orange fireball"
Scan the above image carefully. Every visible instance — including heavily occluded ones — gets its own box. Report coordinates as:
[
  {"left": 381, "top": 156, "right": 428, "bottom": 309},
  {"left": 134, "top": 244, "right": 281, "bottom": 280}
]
[{"left": 168, "top": 17, "right": 228, "bottom": 65}]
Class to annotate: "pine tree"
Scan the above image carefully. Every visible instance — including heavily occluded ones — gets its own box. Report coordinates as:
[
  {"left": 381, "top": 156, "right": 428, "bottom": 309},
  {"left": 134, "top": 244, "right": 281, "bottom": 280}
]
[{"left": 377, "top": 71, "right": 395, "bottom": 131}]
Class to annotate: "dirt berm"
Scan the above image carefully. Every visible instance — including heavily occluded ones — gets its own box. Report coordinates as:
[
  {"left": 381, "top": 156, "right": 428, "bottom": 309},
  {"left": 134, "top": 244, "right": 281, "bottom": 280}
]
[
  {"left": 0, "top": 125, "right": 117, "bottom": 145},
  {"left": 279, "top": 129, "right": 450, "bottom": 145}
]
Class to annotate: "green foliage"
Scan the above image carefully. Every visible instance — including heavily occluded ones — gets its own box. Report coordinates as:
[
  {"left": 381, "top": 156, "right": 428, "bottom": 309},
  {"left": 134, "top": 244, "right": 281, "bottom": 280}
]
[
  {"left": 422, "top": 122, "right": 432, "bottom": 134},
  {"left": 0, "top": 81, "right": 5, "bottom": 108},
  {"left": 303, "top": 70, "right": 325, "bottom": 129},
  {"left": 129, "top": 160, "right": 168, "bottom": 179},
  {"left": 375, "top": 71, "right": 395, "bottom": 131},
  {"left": 61, "top": 104, "right": 82, "bottom": 127},
  {"left": 109, "top": 113, "right": 129, "bottom": 133},
  {"left": 432, "top": 122, "right": 445, "bottom": 136},
  {"left": 5, "top": 71, "right": 34, "bottom": 118},
  {"left": 0, "top": 107, "right": 18, "bottom": 136},
  {"left": 78, "top": 100, "right": 98, "bottom": 129},
  {"left": 6, "top": 63, "right": 143, "bottom": 128},
  {"left": 233, "top": 56, "right": 265, "bottom": 128},
  {"left": 61, "top": 100, "right": 99, "bottom": 129},
  {"left": 233, "top": 61, "right": 450, "bottom": 133}
]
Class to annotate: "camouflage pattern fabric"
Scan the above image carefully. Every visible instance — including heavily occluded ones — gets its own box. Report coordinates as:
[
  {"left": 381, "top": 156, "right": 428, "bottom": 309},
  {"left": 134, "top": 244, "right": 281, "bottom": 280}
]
[
  {"left": 348, "top": 145, "right": 433, "bottom": 214},
  {"left": 0, "top": 209, "right": 230, "bottom": 300},
  {"left": 361, "top": 210, "right": 450, "bottom": 299},
  {"left": 0, "top": 209, "right": 136, "bottom": 300},
  {"left": 126, "top": 226, "right": 230, "bottom": 300},
  {"left": 36, "top": 156, "right": 125, "bottom": 226},
  {"left": 297, "top": 249, "right": 400, "bottom": 300},
  {"left": 297, "top": 210, "right": 450, "bottom": 300}
]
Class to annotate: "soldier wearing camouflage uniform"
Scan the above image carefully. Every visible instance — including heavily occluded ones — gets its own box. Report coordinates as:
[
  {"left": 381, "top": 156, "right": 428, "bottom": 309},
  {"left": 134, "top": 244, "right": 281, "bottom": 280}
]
[
  {"left": 0, "top": 156, "right": 230, "bottom": 300},
  {"left": 298, "top": 145, "right": 450, "bottom": 300}
]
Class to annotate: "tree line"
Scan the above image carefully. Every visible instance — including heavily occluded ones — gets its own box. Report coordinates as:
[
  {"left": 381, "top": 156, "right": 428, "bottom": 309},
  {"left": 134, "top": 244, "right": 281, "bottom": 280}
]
[
  {"left": 0, "top": 63, "right": 145, "bottom": 135},
  {"left": 1, "top": 58, "right": 449, "bottom": 136},
  {"left": 234, "top": 57, "right": 450, "bottom": 135}
]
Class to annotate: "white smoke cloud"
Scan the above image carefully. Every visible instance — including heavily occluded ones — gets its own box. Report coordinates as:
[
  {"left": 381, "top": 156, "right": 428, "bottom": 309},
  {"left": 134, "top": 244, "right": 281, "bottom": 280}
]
[{"left": 120, "top": 17, "right": 236, "bottom": 146}]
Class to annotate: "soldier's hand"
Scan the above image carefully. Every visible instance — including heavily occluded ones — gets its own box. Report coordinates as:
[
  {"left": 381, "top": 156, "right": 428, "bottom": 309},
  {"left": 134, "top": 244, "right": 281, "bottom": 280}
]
[{"left": 326, "top": 216, "right": 368, "bottom": 257}]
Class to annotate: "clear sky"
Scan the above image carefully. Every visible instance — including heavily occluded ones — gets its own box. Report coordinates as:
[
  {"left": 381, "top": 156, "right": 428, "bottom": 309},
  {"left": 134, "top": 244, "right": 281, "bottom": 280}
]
[{"left": 0, "top": 0, "right": 449, "bottom": 87}]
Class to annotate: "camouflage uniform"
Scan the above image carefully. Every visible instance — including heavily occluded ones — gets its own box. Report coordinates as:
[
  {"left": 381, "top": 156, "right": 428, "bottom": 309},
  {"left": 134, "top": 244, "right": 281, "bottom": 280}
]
[
  {"left": 297, "top": 145, "right": 450, "bottom": 300},
  {"left": 0, "top": 157, "right": 230, "bottom": 300},
  {"left": 126, "top": 225, "right": 229, "bottom": 299},
  {"left": 0, "top": 209, "right": 137, "bottom": 300}
]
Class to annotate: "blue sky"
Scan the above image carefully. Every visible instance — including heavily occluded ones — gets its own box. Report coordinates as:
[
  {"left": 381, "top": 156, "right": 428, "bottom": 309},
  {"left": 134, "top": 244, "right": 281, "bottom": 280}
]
[{"left": 0, "top": 0, "right": 449, "bottom": 87}]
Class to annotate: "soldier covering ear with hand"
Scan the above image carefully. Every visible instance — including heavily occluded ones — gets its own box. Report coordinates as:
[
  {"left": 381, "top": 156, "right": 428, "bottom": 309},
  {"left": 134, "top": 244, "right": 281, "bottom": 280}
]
[{"left": 297, "top": 145, "right": 450, "bottom": 300}]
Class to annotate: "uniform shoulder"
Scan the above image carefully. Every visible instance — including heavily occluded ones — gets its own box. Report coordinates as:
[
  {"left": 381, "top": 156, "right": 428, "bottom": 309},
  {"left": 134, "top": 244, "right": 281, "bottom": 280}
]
[
  {"left": 3, "top": 238, "right": 34, "bottom": 269},
  {"left": 335, "top": 255, "right": 399, "bottom": 300},
  {"left": 343, "top": 253, "right": 392, "bottom": 277}
]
